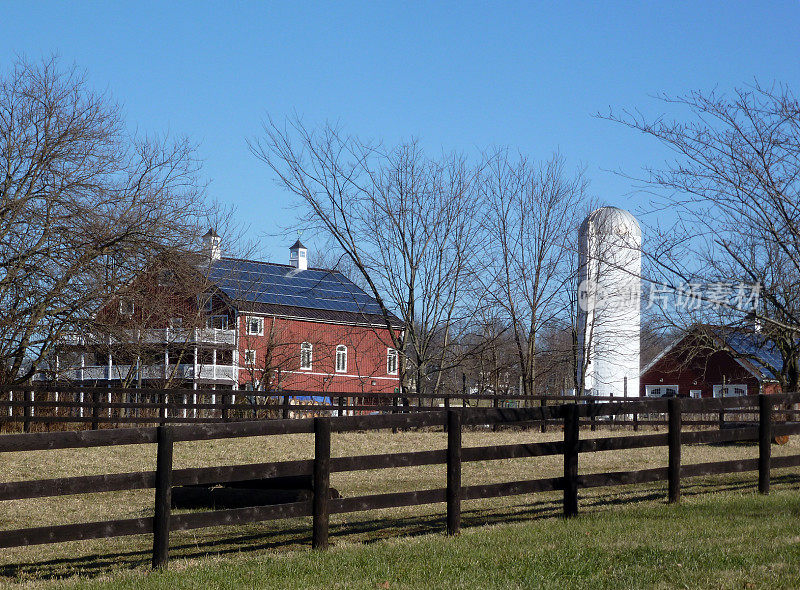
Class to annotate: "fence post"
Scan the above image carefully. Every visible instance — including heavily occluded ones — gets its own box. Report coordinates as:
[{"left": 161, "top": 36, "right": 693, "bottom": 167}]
[
  {"left": 91, "top": 390, "right": 100, "bottom": 430},
  {"left": 152, "top": 425, "right": 174, "bottom": 569},
  {"left": 668, "top": 398, "right": 682, "bottom": 503},
  {"left": 443, "top": 395, "right": 450, "bottom": 432},
  {"left": 220, "top": 393, "right": 228, "bottom": 422},
  {"left": 540, "top": 398, "right": 547, "bottom": 433},
  {"left": 759, "top": 394, "right": 772, "bottom": 495},
  {"left": 23, "top": 389, "right": 31, "bottom": 433},
  {"left": 282, "top": 394, "right": 290, "bottom": 420},
  {"left": 590, "top": 399, "right": 596, "bottom": 432},
  {"left": 633, "top": 409, "right": 639, "bottom": 432},
  {"left": 392, "top": 396, "right": 399, "bottom": 434},
  {"left": 312, "top": 417, "right": 331, "bottom": 550},
  {"left": 563, "top": 403, "right": 579, "bottom": 517},
  {"left": 447, "top": 410, "right": 462, "bottom": 535},
  {"left": 338, "top": 395, "right": 345, "bottom": 417},
  {"left": 718, "top": 403, "right": 725, "bottom": 430}
]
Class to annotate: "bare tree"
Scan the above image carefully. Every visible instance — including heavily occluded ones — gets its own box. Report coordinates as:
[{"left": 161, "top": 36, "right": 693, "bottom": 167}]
[
  {"left": 480, "top": 151, "right": 588, "bottom": 397},
  {"left": 249, "top": 119, "right": 486, "bottom": 397},
  {"left": 0, "top": 56, "right": 208, "bottom": 384},
  {"left": 605, "top": 83, "right": 800, "bottom": 391}
]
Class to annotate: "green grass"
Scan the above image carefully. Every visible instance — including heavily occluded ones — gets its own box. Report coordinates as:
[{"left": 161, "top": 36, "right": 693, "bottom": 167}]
[
  {"left": 1, "top": 428, "right": 799, "bottom": 587},
  {"left": 24, "top": 490, "right": 800, "bottom": 590}
]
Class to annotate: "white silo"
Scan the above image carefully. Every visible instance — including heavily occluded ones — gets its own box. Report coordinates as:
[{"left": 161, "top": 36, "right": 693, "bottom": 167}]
[{"left": 577, "top": 207, "right": 641, "bottom": 397}]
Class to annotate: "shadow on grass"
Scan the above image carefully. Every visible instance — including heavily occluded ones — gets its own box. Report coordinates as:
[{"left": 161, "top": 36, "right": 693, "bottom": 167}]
[{"left": 2, "top": 471, "right": 799, "bottom": 583}]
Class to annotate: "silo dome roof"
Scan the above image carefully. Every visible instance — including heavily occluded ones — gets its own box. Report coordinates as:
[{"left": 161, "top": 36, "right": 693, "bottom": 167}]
[{"left": 580, "top": 206, "right": 641, "bottom": 237}]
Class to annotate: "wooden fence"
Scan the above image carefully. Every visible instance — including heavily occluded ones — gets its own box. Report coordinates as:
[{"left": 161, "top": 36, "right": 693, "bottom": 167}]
[
  {"left": 0, "top": 393, "right": 799, "bottom": 570},
  {"left": 0, "top": 385, "right": 787, "bottom": 433}
]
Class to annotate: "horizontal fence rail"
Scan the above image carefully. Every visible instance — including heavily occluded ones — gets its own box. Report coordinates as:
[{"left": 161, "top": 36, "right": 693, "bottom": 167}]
[
  {"left": 0, "top": 392, "right": 798, "bottom": 571},
  {"left": 2, "top": 384, "right": 790, "bottom": 433}
]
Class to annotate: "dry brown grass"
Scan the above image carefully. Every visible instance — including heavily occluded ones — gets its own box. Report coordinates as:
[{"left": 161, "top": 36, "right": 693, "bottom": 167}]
[{"left": 1, "top": 425, "right": 799, "bottom": 584}]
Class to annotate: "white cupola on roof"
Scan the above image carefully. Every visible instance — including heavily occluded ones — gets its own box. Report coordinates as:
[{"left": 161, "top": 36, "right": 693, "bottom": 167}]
[
  {"left": 202, "top": 228, "right": 222, "bottom": 261},
  {"left": 289, "top": 240, "right": 308, "bottom": 270}
]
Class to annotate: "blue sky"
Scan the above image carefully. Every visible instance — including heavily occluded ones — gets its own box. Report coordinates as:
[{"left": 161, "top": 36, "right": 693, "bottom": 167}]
[{"left": 3, "top": 2, "right": 800, "bottom": 262}]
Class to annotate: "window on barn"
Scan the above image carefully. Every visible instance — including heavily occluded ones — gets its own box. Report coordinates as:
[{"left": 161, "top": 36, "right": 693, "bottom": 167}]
[
  {"left": 689, "top": 389, "right": 702, "bottom": 399},
  {"left": 245, "top": 316, "right": 264, "bottom": 336},
  {"left": 300, "top": 342, "right": 313, "bottom": 370},
  {"left": 244, "top": 349, "right": 256, "bottom": 365},
  {"left": 335, "top": 345, "right": 347, "bottom": 373},
  {"left": 387, "top": 348, "right": 398, "bottom": 375},
  {"left": 713, "top": 384, "right": 747, "bottom": 397},
  {"left": 644, "top": 385, "right": 678, "bottom": 397}
]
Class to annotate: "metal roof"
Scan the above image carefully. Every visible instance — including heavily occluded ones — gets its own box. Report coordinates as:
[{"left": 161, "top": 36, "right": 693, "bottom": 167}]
[
  {"left": 720, "top": 329, "right": 783, "bottom": 381},
  {"left": 208, "top": 258, "right": 400, "bottom": 326}
]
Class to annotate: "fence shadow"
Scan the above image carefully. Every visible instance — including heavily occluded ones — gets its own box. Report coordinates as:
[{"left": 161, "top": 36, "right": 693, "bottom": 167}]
[{"left": 3, "top": 471, "right": 798, "bottom": 583}]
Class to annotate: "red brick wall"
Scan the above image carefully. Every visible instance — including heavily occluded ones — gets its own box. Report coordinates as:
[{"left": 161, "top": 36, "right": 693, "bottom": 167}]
[{"left": 237, "top": 314, "right": 400, "bottom": 394}]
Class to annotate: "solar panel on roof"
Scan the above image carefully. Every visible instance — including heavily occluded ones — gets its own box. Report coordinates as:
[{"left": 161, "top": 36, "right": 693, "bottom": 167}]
[
  {"left": 719, "top": 330, "right": 783, "bottom": 380},
  {"left": 207, "top": 258, "right": 385, "bottom": 316}
]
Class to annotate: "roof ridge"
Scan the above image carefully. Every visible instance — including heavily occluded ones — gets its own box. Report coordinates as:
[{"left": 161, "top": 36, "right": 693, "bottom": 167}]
[{"left": 217, "top": 256, "right": 341, "bottom": 274}]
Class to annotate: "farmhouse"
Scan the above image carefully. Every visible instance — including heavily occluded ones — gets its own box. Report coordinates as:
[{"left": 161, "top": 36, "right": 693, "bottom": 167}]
[
  {"left": 46, "top": 231, "right": 403, "bottom": 396},
  {"left": 639, "top": 324, "right": 783, "bottom": 398}
]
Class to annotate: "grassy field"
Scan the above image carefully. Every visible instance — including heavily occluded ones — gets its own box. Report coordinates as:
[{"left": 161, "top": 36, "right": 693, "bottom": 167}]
[
  {"left": 1, "top": 426, "right": 799, "bottom": 587},
  {"left": 7, "top": 491, "right": 800, "bottom": 589}
]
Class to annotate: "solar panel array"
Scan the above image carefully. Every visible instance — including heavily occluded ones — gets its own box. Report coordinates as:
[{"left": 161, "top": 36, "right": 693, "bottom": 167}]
[
  {"left": 208, "top": 258, "right": 384, "bottom": 316},
  {"left": 722, "top": 330, "right": 784, "bottom": 380}
]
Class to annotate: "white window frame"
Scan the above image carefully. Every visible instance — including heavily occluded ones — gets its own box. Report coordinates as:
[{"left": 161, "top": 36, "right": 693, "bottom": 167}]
[
  {"left": 245, "top": 316, "right": 264, "bottom": 336},
  {"left": 300, "top": 342, "right": 313, "bottom": 370},
  {"left": 335, "top": 345, "right": 348, "bottom": 373},
  {"left": 387, "top": 348, "right": 398, "bottom": 375},
  {"left": 644, "top": 385, "right": 678, "bottom": 397},
  {"left": 169, "top": 317, "right": 183, "bottom": 329},
  {"left": 713, "top": 384, "right": 747, "bottom": 397},
  {"left": 244, "top": 349, "right": 256, "bottom": 365},
  {"left": 119, "top": 298, "right": 134, "bottom": 316},
  {"left": 689, "top": 389, "right": 702, "bottom": 399}
]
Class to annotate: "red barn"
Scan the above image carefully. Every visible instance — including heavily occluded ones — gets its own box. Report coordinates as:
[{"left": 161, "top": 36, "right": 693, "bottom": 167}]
[
  {"left": 48, "top": 234, "right": 403, "bottom": 397},
  {"left": 640, "top": 325, "right": 782, "bottom": 398}
]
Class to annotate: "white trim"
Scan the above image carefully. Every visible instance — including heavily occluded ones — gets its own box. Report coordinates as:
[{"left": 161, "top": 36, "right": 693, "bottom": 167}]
[
  {"left": 243, "top": 349, "right": 256, "bottom": 365},
  {"left": 387, "top": 348, "right": 399, "bottom": 375},
  {"left": 639, "top": 335, "right": 684, "bottom": 377},
  {"left": 300, "top": 342, "right": 313, "bottom": 370},
  {"left": 713, "top": 383, "right": 748, "bottom": 397},
  {"left": 245, "top": 316, "right": 264, "bottom": 336},
  {"left": 239, "top": 367, "right": 399, "bottom": 381},
  {"left": 335, "top": 345, "right": 348, "bottom": 373},
  {"left": 236, "top": 310, "right": 398, "bottom": 330},
  {"left": 645, "top": 385, "right": 678, "bottom": 397}
]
